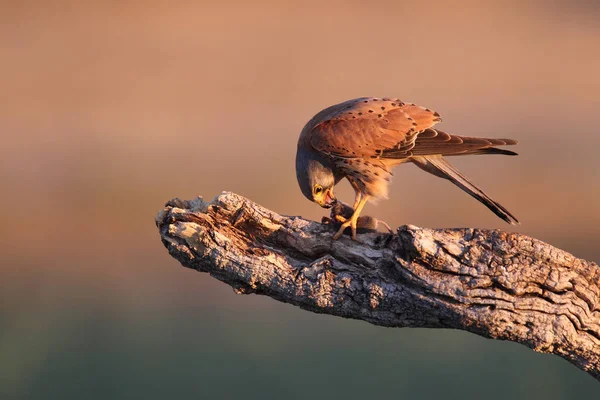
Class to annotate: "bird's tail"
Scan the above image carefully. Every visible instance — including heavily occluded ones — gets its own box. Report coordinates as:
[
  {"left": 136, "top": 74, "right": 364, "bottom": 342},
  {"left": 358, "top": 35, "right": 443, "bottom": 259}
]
[
  {"left": 455, "top": 147, "right": 518, "bottom": 156},
  {"left": 412, "top": 155, "right": 519, "bottom": 225}
]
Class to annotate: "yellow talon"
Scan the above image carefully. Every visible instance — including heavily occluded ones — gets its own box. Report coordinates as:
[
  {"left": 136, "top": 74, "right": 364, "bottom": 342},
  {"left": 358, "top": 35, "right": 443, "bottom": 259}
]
[
  {"left": 334, "top": 214, "right": 348, "bottom": 224},
  {"left": 332, "top": 196, "right": 368, "bottom": 241},
  {"left": 333, "top": 218, "right": 357, "bottom": 240}
]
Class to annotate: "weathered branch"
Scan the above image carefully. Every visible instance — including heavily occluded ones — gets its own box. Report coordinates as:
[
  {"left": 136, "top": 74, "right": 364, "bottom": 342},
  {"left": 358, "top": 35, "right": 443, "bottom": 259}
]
[{"left": 156, "top": 192, "right": 600, "bottom": 380}]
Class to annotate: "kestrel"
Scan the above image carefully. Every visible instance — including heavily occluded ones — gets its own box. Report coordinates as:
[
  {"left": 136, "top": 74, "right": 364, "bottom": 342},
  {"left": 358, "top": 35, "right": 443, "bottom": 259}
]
[{"left": 295, "top": 97, "right": 519, "bottom": 240}]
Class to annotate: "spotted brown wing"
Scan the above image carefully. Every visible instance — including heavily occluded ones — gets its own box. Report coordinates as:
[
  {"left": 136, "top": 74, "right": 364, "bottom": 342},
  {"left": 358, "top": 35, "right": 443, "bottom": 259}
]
[{"left": 308, "top": 98, "right": 442, "bottom": 159}]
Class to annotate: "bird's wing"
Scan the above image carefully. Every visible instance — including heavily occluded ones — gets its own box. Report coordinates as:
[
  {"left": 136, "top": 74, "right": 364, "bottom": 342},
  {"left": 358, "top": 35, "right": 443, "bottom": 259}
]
[
  {"left": 308, "top": 97, "right": 441, "bottom": 159},
  {"left": 385, "top": 129, "right": 518, "bottom": 158}
]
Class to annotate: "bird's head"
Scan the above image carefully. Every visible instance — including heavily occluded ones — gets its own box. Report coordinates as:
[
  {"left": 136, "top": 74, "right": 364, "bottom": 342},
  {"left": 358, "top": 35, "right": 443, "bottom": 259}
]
[{"left": 296, "top": 150, "right": 337, "bottom": 208}]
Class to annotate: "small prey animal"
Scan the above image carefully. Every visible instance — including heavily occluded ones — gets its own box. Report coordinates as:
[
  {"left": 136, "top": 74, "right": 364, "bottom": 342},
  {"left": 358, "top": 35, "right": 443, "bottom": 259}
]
[{"left": 321, "top": 201, "right": 394, "bottom": 236}]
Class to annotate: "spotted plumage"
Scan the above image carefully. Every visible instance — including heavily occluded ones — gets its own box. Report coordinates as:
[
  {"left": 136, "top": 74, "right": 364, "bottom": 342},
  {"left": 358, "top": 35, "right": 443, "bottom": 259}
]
[{"left": 296, "top": 97, "right": 519, "bottom": 240}]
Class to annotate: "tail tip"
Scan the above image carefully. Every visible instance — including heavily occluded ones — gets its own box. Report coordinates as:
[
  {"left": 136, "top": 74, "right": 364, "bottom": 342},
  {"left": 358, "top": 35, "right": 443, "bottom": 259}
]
[{"left": 505, "top": 217, "right": 520, "bottom": 226}]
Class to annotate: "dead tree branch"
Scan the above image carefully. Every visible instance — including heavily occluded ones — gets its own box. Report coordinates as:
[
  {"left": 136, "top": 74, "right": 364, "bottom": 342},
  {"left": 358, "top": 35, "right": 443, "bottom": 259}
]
[{"left": 156, "top": 192, "right": 600, "bottom": 380}]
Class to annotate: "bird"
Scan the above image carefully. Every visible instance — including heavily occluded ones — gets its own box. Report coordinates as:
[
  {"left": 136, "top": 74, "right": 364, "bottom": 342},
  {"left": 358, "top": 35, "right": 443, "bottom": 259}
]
[{"left": 295, "top": 97, "right": 519, "bottom": 240}]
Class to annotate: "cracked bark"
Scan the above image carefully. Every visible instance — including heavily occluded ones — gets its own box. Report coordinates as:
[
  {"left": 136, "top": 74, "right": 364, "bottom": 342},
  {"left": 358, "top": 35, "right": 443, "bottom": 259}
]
[{"left": 156, "top": 192, "right": 600, "bottom": 381}]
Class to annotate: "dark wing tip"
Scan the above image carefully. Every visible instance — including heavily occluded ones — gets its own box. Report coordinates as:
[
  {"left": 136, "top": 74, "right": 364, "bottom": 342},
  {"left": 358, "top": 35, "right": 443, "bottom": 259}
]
[{"left": 484, "top": 148, "right": 519, "bottom": 156}]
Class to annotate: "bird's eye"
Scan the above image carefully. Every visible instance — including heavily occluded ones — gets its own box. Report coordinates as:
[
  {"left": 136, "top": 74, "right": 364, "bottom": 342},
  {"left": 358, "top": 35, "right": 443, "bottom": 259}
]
[{"left": 314, "top": 186, "right": 323, "bottom": 195}]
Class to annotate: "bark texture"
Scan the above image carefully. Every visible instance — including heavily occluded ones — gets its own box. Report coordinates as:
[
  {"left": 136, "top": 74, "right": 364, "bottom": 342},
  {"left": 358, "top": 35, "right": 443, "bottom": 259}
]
[{"left": 156, "top": 192, "right": 600, "bottom": 380}]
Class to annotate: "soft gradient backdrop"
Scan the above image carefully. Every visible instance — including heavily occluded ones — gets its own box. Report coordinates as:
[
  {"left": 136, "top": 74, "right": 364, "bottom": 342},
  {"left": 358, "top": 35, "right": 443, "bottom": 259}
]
[{"left": 1, "top": 1, "right": 599, "bottom": 398}]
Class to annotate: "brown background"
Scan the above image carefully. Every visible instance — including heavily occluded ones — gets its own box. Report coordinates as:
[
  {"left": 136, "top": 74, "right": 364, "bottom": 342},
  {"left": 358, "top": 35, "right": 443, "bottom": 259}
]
[{"left": 1, "top": 1, "right": 599, "bottom": 398}]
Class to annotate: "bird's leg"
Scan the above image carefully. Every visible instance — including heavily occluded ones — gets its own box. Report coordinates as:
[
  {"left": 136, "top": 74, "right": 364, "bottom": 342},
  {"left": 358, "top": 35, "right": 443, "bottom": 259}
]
[
  {"left": 333, "top": 185, "right": 361, "bottom": 224},
  {"left": 349, "top": 179, "right": 362, "bottom": 210},
  {"left": 333, "top": 196, "right": 369, "bottom": 240}
]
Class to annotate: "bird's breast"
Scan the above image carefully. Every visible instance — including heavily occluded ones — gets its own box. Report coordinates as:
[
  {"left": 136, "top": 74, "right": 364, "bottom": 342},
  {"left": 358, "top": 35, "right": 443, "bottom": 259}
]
[{"left": 332, "top": 157, "right": 396, "bottom": 200}]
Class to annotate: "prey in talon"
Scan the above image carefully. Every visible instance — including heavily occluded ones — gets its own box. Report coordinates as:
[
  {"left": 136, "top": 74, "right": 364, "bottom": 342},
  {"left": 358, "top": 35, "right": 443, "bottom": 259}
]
[
  {"left": 296, "top": 97, "right": 519, "bottom": 241},
  {"left": 321, "top": 201, "right": 393, "bottom": 236}
]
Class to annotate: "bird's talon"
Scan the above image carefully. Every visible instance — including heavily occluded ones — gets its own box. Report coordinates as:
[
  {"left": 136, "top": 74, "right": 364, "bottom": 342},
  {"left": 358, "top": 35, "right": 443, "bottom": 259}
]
[
  {"left": 332, "top": 220, "right": 351, "bottom": 240},
  {"left": 334, "top": 214, "right": 348, "bottom": 223},
  {"left": 332, "top": 218, "right": 359, "bottom": 240}
]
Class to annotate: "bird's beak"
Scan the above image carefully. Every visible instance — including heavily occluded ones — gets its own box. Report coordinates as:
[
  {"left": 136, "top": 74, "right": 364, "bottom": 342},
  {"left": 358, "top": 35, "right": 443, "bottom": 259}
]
[{"left": 323, "top": 188, "right": 336, "bottom": 209}]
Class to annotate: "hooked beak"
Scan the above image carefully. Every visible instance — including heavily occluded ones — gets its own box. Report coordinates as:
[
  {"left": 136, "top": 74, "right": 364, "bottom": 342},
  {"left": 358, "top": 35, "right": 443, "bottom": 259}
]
[{"left": 322, "top": 188, "right": 336, "bottom": 209}]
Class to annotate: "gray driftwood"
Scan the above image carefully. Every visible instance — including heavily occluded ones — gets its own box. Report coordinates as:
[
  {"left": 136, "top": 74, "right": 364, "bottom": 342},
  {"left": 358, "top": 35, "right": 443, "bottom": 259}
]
[{"left": 156, "top": 192, "right": 600, "bottom": 380}]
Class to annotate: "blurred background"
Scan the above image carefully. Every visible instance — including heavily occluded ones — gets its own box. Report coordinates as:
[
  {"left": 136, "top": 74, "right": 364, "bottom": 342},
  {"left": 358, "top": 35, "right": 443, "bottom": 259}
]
[{"left": 1, "top": 1, "right": 599, "bottom": 398}]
